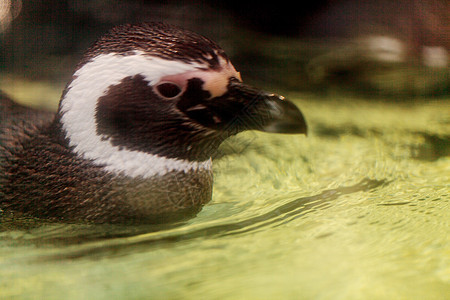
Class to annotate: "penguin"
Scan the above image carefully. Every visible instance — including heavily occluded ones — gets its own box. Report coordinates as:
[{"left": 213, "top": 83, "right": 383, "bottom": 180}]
[{"left": 0, "top": 22, "right": 307, "bottom": 224}]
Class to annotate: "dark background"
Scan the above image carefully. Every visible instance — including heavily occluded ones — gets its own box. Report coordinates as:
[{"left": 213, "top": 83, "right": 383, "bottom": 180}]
[{"left": 1, "top": 0, "right": 448, "bottom": 97}]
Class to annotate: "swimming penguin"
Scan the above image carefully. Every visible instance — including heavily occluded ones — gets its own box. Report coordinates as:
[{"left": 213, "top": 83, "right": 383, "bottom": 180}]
[{"left": 0, "top": 22, "right": 307, "bottom": 224}]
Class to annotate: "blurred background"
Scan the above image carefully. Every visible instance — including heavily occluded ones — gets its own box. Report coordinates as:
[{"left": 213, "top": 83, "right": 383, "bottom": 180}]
[{"left": 0, "top": 0, "right": 448, "bottom": 107}]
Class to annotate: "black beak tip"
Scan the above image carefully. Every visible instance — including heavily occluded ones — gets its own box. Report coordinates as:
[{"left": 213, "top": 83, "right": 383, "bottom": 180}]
[{"left": 262, "top": 97, "right": 308, "bottom": 135}]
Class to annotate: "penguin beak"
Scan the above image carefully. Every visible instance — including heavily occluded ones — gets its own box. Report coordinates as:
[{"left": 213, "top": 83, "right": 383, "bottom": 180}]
[
  {"left": 256, "top": 92, "right": 308, "bottom": 135},
  {"left": 178, "top": 78, "right": 307, "bottom": 135},
  {"left": 212, "top": 79, "right": 308, "bottom": 135}
]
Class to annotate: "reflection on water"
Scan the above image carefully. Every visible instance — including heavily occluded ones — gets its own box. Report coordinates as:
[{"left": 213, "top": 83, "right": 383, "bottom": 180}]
[{"left": 0, "top": 98, "right": 449, "bottom": 299}]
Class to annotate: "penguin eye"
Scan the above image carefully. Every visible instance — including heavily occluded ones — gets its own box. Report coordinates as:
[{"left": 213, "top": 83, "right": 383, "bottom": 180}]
[{"left": 155, "top": 82, "right": 182, "bottom": 99}]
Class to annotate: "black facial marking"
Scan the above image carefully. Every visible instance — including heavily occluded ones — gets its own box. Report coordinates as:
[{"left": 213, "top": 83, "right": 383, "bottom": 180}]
[
  {"left": 95, "top": 75, "right": 225, "bottom": 161},
  {"left": 176, "top": 78, "right": 227, "bottom": 129},
  {"left": 178, "top": 77, "right": 276, "bottom": 133},
  {"left": 79, "top": 22, "right": 228, "bottom": 71}
]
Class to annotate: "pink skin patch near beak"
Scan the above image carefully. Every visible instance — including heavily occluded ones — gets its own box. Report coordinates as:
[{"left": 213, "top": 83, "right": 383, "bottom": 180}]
[{"left": 159, "top": 60, "right": 241, "bottom": 99}]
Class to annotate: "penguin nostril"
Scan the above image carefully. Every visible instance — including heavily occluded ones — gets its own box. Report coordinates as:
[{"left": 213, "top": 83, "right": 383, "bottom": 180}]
[{"left": 155, "top": 82, "right": 182, "bottom": 99}]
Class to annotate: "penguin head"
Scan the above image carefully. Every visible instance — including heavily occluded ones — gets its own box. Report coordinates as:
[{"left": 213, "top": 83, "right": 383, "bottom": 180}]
[{"left": 58, "top": 22, "right": 307, "bottom": 177}]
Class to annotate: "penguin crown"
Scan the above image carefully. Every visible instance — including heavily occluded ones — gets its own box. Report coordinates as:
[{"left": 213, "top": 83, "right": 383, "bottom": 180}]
[{"left": 79, "top": 22, "right": 229, "bottom": 70}]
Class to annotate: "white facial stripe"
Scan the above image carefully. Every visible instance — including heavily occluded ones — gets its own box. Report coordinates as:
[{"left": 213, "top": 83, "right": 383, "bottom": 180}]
[{"left": 60, "top": 51, "right": 211, "bottom": 178}]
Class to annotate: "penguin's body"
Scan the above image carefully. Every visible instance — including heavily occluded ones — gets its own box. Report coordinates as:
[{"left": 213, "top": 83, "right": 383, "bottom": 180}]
[{"left": 0, "top": 23, "right": 307, "bottom": 224}]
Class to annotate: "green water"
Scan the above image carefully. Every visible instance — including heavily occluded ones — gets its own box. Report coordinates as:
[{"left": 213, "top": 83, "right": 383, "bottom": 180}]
[{"left": 1, "top": 97, "right": 449, "bottom": 299}]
